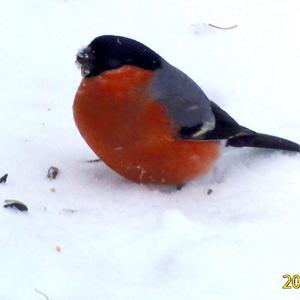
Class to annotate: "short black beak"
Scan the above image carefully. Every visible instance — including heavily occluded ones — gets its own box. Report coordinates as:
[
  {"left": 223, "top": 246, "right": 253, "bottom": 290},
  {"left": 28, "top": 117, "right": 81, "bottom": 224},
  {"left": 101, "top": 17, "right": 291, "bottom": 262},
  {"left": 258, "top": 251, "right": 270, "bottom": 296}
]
[
  {"left": 76, "top": 47, "right": 91, "bottom": 64},
  {"left": 76, "top": 47, "right": 94, "bottom": 77}
]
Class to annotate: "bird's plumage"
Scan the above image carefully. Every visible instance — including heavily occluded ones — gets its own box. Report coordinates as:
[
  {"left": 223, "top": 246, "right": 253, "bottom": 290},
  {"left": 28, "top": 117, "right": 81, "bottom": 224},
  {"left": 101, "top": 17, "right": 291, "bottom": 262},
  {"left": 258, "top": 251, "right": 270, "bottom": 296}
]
[{"left": 74, "top": 35, "right": 299, "bottom": 185}]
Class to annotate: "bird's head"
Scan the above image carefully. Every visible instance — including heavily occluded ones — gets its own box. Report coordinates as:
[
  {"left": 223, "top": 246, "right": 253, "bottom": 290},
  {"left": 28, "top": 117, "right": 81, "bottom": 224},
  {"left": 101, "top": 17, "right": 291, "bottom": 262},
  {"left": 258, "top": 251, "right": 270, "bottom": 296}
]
[{"left": 76, "top": 35, "right": 162, "bottom": 78}]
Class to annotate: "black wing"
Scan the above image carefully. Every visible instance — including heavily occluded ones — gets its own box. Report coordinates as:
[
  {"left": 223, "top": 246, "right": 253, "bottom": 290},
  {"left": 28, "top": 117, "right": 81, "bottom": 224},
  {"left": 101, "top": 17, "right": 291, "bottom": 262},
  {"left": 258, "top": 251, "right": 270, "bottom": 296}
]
[
  {"left": 150, "top": 61, "right": 299, "bottom": 152},
  {"left": 201, "top": 101, "right": 300, "bottom": 152}
]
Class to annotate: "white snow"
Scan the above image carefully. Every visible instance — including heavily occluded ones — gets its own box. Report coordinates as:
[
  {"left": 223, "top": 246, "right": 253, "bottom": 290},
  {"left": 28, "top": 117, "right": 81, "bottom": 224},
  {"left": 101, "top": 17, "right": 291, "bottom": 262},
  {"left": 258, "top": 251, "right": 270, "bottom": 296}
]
[{"left": 1, "top": 1, "right": 300, "bottom": 299}]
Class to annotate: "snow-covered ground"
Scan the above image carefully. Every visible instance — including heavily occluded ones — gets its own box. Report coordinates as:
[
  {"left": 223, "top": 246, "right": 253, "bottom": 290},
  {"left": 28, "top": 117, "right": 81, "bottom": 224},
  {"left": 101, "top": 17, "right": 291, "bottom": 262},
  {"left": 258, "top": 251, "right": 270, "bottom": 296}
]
[{"left": 1, "top": 1, "right": 300, "bottom": 299}]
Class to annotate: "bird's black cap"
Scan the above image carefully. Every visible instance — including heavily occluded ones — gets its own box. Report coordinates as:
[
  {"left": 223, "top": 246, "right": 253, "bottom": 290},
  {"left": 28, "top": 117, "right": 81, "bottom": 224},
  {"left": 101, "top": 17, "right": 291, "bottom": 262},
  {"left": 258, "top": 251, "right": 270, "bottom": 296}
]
[{"left": 76, "top": 35, "right": 162, "bottom": 77}]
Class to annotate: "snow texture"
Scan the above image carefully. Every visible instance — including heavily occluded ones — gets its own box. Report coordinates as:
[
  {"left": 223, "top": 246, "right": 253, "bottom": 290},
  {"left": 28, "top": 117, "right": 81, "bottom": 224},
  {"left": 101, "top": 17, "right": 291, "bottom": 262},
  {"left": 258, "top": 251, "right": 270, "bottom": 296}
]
[{"left": 1, "top": 1, "right": 300, "bottom": 299}]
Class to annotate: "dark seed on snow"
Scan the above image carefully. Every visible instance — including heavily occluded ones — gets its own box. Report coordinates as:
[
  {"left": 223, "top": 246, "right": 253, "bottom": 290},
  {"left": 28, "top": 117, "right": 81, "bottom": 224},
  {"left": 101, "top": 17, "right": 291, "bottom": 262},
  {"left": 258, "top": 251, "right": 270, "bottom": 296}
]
[
  {"left": 47, "top": 166, "right": 59, "bottom": 180},
  {"left": 207, "top": 188, "right": 213, "bottom": 195},
  {"left": 86, "top": 159, "right": 101, "bottom": 163},
  {"left": 0, "top": 174, "right": 8, "bottom": 183},
  {"left": 4, "top": 200, "right": 28, "bottom": 212}
]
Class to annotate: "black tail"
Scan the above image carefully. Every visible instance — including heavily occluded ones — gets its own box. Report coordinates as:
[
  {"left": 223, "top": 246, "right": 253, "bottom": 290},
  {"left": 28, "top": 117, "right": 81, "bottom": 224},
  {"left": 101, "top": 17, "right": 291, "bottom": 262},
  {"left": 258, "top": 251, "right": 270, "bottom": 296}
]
[
  {"left": 226, "top": 133, "right": 300, "bottom": 152},
  {"left": 207, "top": 101, "right": 299, "bottom": 152}
]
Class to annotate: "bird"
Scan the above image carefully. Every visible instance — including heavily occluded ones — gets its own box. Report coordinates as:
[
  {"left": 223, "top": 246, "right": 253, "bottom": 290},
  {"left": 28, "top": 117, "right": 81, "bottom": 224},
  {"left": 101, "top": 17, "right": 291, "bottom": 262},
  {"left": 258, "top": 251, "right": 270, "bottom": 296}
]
[{"left": 73, "top": 35, "right": 299, "bottom": 186}]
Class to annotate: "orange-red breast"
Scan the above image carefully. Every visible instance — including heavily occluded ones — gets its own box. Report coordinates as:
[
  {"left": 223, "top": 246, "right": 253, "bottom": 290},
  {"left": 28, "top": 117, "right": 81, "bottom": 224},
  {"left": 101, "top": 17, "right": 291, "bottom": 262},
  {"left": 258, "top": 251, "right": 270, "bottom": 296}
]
[{"left": 73, "top": 35, "right": 299, "bottom": 186}]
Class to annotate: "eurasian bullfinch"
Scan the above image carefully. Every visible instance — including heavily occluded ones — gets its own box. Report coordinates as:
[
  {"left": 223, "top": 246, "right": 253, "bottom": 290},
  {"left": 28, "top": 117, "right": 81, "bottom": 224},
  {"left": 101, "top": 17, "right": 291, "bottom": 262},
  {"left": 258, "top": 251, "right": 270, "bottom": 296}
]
[{"left": 73, "top": 35, "right": 299, "bottom": 185}]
